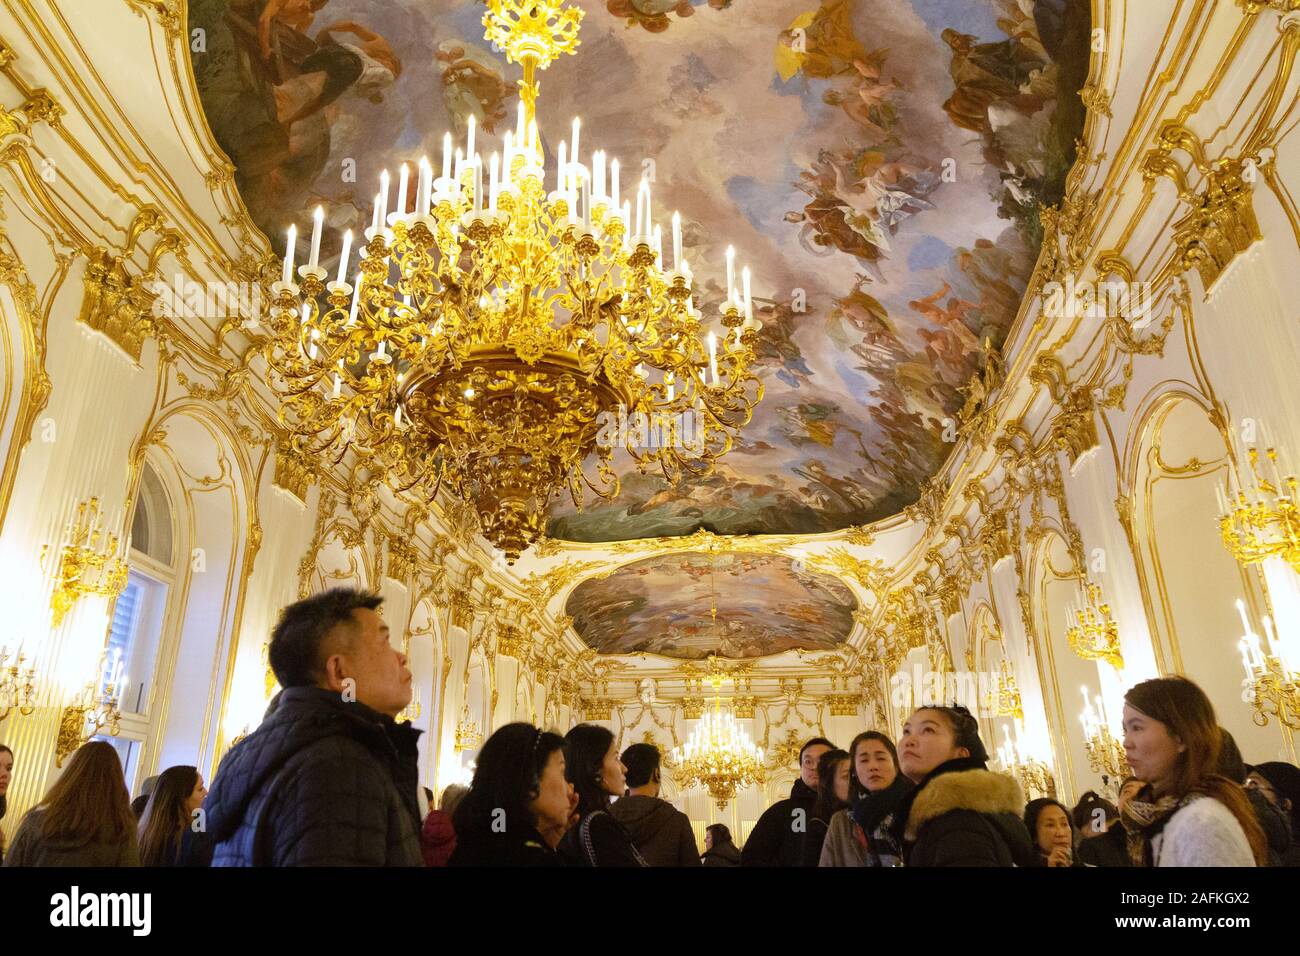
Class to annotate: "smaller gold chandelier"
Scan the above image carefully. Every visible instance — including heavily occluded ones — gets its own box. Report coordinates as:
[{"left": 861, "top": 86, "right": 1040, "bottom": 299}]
[
  {"left": 55, "top": 650, "right": 124, "bottom": 767},
  {"left": 0, "top": 644, "right": 38, "bottom": 722},
  {"left": 397, "top": 685, "right": 423, "bottom": 725},
  {"left": 1067, "top": 580, "right": 1124, "bottom": 670},
  {"left": 454, "top": 704, "right": 482, "bottom": 752},
  {"left": 1218, "top": 444, "right": 1300, "bottom": 573},
  {"left": 1078, "top": 686, "right": 1129, "bottom": 787},
  {"left": 1235, "top": 599, "right": 1300, "bottom": 730},
  {"left": 995, "top": 724, "right": 1054, "bottom": 799},
  {"left": 40, "top": 498, "right": 129, "bottom": 627},
  {"left": 671, "top": 659, "right": 764, "bottom": 809},
  {"left": 984, "top": 659, "right": 1024, "bottom": 721}
]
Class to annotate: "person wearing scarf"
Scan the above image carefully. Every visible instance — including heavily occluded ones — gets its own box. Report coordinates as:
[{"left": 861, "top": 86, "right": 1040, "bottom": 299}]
[
  {"left": 1120, "top": 677, "right": 1267, "bottom": 866},
  {"left": 820, "top": 730, "right": 912, "bottom": 866}
]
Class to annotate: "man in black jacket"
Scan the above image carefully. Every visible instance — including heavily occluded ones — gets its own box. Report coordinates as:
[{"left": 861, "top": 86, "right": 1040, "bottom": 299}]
[
  {"left": 741, "top": 737, "right": 834, "bottom": 866},
  {"left": 206, "top": 588, "right": 423, "bottom": 866}
]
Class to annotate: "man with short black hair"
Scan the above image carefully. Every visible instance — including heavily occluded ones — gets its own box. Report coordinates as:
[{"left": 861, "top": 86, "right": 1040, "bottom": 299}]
[
  {"left": 206, "top": 588, "right": 422, "bottom": 866},
  {"left": 741, "top": 736, "right": 835, "bottom": 866},
  {"left": 608, "top": 743, "right": 699, "bottom": 866}
]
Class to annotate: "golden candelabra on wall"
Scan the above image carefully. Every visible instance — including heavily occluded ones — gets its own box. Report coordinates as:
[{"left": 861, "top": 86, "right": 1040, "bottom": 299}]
[
  {"left": 1218, "top": 443, "right": 1300, "bottom": 574},
  {"left": 995, "top": 724, "right": 1055, "bottom": 800},
  {"left": 55, "top": 650, "right": 125, "bottom": 767},
  {"left": 1235, "top": 599, "right": 1300, "bottom": 731},
  {"left": 0, "top": 644, "right": 39, "bottom": 722},
  {"left": 39, "top": 498, "right": 129, "bottom": 627},
  {"left": 454, "top": 704, "right": 482, "bottom": 752},
  {"left": 984, "top": 659, "right": 1024, "bottom": 721},
  {"left": 1079, "top": 686, "right": 1130, "bottom": 788},
  {"left": 1066, "top": 580, "right": 1125, "bottom": 671},
  {"left": 397, "top": 686, "right": 423, "bottom": 724}
]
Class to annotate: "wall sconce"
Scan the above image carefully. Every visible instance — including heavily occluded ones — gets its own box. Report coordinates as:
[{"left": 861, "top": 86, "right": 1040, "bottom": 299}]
[
  {"left": 40, "top": 498, "right": 129, "bottom": 627},
  {"left": 54, "top": 649, "right": 124, "bottom": 767},
  {"left": 1218, "top": 440, "right": 1300, "bottom": 574},
  {"left": 0, "top": 644, "right": 38, "bottom": 722},
  {"left": 1067, "top": 579, "right": 1125, "bottom": 670}
]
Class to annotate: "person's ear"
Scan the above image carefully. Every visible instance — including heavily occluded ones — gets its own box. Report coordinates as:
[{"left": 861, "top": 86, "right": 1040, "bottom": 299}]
[
  {"left": 955, "top": 746, "right": 970, "bottom": 759},
  {"left": 322, "top": 654, "right": 347, "bottom": 690}
]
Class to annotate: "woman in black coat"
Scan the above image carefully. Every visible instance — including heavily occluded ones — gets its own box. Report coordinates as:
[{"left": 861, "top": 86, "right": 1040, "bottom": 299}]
[
  {"left": 449, "top": 723, "right": 575, "bottom": 866},
  {"left": 558, "top": 724, "right": 648, "bottom": 866},
  {"left": 890, "top": 705, "right": 1035, "bottom": 867}
]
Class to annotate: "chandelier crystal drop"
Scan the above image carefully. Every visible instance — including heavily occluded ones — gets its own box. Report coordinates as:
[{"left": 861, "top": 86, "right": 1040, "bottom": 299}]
[{"left": 260, "top": 0, "right": 764, "bottom": 560}]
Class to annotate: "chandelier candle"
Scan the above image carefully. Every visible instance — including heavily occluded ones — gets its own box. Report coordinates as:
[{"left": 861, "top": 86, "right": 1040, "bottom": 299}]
[{"left": 262, "top": 0, "right": 764, "bottom": 560}]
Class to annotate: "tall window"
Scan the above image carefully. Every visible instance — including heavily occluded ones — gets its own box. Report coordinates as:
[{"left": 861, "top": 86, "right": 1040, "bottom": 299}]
[{"left": 100, "top": 461, "right": 177, "bottom": 795}]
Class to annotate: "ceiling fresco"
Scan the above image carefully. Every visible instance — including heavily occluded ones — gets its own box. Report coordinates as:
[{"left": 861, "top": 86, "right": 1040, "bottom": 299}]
[
  {"left": 564, "top": 551, "right": 858, "bottom": 659},
  {"left": 189, "top": 0, "right": 1090, "bottom": 544}
]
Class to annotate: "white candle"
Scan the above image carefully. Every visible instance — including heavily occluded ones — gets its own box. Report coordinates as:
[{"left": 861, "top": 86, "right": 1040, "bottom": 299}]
[
  {"left": 1239, "top": 638, "right": 1252, "bottom": 673},
  {"left": 336, "top": 229, "right": 353, "bottom": 285},
  {"left": 442, "top": 132, "right": 452, "bottom": 181},
  {"left": 1236, "top": 598, "right": 1252, "bottom": 637},
  {"left": 636, "top": 179, "right": 648, "bottom": 238},
  {"left": 527, "top": 119, "right": 538, "bottom": 158},
  {"left": 652, "top": 224, "right": 661, "bottom": 266},
  {"left": 489, "top": 152, "right": 500, "bottom": 212},
  {"left": 1262, "top": 615, "right": 1280, "bottom": 659},
  {"left": 378, "top": 169, "right": 390, "bottom": 222},
  {"left": 418, "top": 156, "right": 432, "bottom": 213},
  {"left": 571, "top": 117, "right": 581, "bottom": 178},
  {"left": 672, "top": 211, "right": 683, "bottom": 271},
  {"left": 582, "top": 173, "right": 591, "bottom": 229},
  {"left": 516, "top": 99, "right": 525, "bottom": 144},
  {"left": 610, "top": 158, "right": 620, "bottom": 209},
  {"left": 593, "top": 150, "right": 605, "bottom": 201},
  {"left": 282, "top": 223, "right": 297, "bottom": 284},
  {"left": 308, "top": 206, "right": 324, "bottom": 269},
  {"left": 466, "top": 113, "right": 476, "bottom": 163},
  {"left": 473, "top": 157, "right": 483, "bottom": 213},
  {"left": 725, "top": 245, "right": 736, "bottom": 305},
  {"left": 665, "top": 372, "right": 674, "bottom": 402},
  {"left": 370, "top": 192, "right": 382, "bottom": 232},
  {"left": 707, "top": 330, "right": 718, "bottom": 385},
  {"left": 348, "top": 273, "right": 361, "bottom": 325},
  {"left": 396, "top": 163, "right": 409, "bottom": 218},
  {"left": 332, "top": 368, "right": 341, "bottom": 399},
  {"left": 454, "top": 147, "right": 464, "bottom": 185}
]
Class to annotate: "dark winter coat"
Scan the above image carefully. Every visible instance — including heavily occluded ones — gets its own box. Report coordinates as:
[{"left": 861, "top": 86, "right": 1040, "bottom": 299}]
[
  {"left": 205, "top": 686, "right": 423, "bottom": 867},
  {"left": 558, "top": 809, "right": 649, "bottom": 867},
  {"left": 607, "top": 794, "right": 699, "bottom": 866},
  {"left": 701, "top": 841, "right": 742, "bottom": 867},
  {"left": 892, "top": 758, "right": 1035, "bottom": 867},
  {"left": 448, "top": 824, "right": 563, "bottom": 867},
  {"left": 421, "top": 809, "right": 456, "bottom": 867},
  {"left": 2, "top": 809, "right": 139, "bottom": 867},
  {"left": 1247, "top": 787, "right": 1292, "bottom": 867},
  {"left": 741, "top": 778, "right": 818, "bottom": 867},
  {"left": 1075, "top": 824, "right": 1131, "bottom": 867}
]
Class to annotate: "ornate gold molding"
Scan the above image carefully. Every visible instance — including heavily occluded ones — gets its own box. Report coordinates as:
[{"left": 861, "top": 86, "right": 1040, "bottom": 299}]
[{"left": 271, "top": 439, "right": 316, "bottom": 504}]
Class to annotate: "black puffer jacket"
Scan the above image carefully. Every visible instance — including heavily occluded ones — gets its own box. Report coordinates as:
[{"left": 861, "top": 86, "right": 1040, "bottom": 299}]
[
  {"left": 206, "top": 686, "right": 423, "bottom": 866},
  {"left": 892, "top": 758, "right": 1035, "bottom": 867},
  {"left": 741, "top": 778, "right": 818, "bottom": 867}
]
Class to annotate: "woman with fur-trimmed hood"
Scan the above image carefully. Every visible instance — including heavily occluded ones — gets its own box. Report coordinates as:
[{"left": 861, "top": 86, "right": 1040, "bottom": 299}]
[{"left": 889, "top": 705, "right": 1036, "bottom": 867}]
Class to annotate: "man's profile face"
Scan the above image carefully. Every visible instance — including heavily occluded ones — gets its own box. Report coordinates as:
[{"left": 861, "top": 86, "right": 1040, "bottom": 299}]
[{"left": 327, "top": 607, "right": 412, "bottom": 717}]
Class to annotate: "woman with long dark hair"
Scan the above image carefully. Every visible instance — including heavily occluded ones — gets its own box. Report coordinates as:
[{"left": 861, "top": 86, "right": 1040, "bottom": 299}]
[
  {"left": 1121, "top": 676, "right": 1266, "bottom": 866},
  {"left": 558, "top": 724, "right": 647, "bottom": 866},
  {"left": 0, "top": 744, "right": 12, "bottom": 864},
  {"left": 889, "top": 705, "right": 1035, "bottom": 866},
  {"left": 821, "top": 731, "right": 912, "bottom": 866},
  {"left": 2, "top": 741, "right": 138, "bottom": 867},
  {"left": 138, "top": 765, "right": 211, "bottom": 866},
  {"left": 800, "top": 748, "right": 849, "bottom": 866},
  {"left": 449, "top": 722, "right": 575, "bottom": 866}
]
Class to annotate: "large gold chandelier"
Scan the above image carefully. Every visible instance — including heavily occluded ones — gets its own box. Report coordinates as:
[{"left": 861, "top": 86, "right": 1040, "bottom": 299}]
[{"left": 262, "top": 0, "right": 763, "bottom": 559}]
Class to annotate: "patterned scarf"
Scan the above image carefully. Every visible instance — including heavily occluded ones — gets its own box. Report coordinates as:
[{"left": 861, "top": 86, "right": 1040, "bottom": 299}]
[{"left": 1120, "top": 785, "right": 1184, "bottom": 866}]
